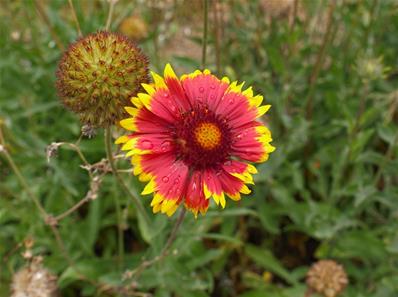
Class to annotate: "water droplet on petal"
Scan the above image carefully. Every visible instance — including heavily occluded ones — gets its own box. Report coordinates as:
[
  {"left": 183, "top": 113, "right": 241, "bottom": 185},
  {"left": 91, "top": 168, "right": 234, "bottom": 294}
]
[
  {"left": 174, "top": 178, "right": 180, "bottom": 184},
  {"left": 162, "top": 176, "right": 169, "bottom": 183},
  {"left": 141, "top": 140, "right": 153, "bottom": 149},
  {"left": 210, "top": 84, "right": 216, "bottom": 90},
  {"left": 236, "top": 134, "right": 242, "bottom": 139},
  {"left": 228, "top": 98, "right": 235, "bottom": 105},
  {"left": 161, "top": 140, "right": 172, "bottom": 152},
  {"left": 192, "top": 182, "right": 197, "bottom": 190},
  {"left": 164, "top": 93, "right": 170, "bottom": 98},
  {"left": 224, "top": 160, "right": 232, "bottom": 166},
  {"left": 199, "top": 87, "right": 205, "bottom": 93}
]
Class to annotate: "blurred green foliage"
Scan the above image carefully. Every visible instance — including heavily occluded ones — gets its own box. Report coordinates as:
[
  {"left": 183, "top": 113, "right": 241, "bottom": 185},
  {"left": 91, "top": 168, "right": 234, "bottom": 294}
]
[{"left": 1, "top": 0, "right": 398, "bottom": 296}]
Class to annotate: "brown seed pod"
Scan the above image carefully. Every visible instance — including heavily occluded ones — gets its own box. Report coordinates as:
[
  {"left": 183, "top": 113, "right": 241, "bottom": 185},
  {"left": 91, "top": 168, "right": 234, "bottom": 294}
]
[
  {"left": 56, "top": 31, "right": 149, "bottom": 127},
  {"left": 306, "top": 259, "right": 348, "bottom": 297}
]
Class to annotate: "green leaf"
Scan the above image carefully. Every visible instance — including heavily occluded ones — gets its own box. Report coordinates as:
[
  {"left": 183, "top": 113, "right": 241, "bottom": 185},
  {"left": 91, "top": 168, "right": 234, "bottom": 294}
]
[{"left": 245, "top": 245, "right": 298, "bottom": 285}]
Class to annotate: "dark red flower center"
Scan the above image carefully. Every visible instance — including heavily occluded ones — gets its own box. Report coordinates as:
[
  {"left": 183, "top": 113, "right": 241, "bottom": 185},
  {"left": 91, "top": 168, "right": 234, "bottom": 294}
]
[{"left": 173, "top": 104, "right": 232, "bottom": 169}]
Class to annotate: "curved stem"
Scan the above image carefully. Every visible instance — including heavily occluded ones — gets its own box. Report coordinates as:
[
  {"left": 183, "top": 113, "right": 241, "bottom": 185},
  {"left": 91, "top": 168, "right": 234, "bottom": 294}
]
[
  {"left": 0, "top": 129, "right": 47, "bottom": 218},
  {"left": 125, "top": 208, "right": 186, "bottom": 280},
  {"left": 56, "top": 142, "right": 93, "bottom": 178},
  {"left": 55, "top": 196, "right": 90, "bottom": 221},
  {"left": 201, "top": 0, "right": 209, "bottom": 69}
]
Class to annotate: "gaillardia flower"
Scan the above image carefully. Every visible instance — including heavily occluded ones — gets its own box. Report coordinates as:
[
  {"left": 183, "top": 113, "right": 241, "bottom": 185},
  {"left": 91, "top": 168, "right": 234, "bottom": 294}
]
[
  {"left": 117, "top": 64, "right": 275, "bottom": 217},
  {"left": 56, "top": 31, "right": 149, "bottom": 127}
]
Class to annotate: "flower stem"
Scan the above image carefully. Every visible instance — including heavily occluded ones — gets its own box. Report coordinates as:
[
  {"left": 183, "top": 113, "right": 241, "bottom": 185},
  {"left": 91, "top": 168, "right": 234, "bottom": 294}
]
[
  {"left": 105, "top": 127, "right": 128, "bottom": 269},
  {"left": 125, "top": 208, "right": 186, "bottom": 280},
  {"left": 373, "top": 129, "right": 398, "bottom": 187},
  {"left": 33, "top": 0, "right": 64, "bottom": 51},
  {"left": 104, "top": 127, "right": 149, "bottom": 223},
  {"left": 304, "top": 0, "right": 336, "bottom": 120},
  {"left": 68, "top": 0, "right": 82, "bottom": 37},
  {"left": 0, "top": 128, "right": 47, "bottom": 218},
  {"left": 105, "top": 0, "right": 116, "bottom": 31},
  {"left": 213, "top": 0, "right": 222, "bottom": 75},
  {"left": 0, "top": 126, "right": 79, "bottom": 273},
  {"left": 201, "top": 0, "right": 209, "bottom": 69}
]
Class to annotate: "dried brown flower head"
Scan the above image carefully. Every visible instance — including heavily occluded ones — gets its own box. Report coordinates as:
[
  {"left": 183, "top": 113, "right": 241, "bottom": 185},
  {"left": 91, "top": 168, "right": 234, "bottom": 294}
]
[
  {"left": 306, "top": 259, "right": 348, "bottom": 297},
  {"left": 11, "top": 260, "right": 58, "bottom": 297},
  {"left": 56, "top": 31, "right": 149, "bottom": 127}
]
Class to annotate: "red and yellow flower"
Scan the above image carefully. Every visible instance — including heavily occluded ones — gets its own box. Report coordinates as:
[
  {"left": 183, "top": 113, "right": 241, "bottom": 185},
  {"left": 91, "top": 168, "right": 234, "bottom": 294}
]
[{"left": 116, "top": 64, "right": 275, "bottom": 217}]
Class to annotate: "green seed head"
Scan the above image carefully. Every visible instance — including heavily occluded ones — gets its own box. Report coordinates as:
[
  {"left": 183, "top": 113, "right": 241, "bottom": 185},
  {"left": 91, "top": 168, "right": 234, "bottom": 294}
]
[{"left": 56, "top": 31, "right": 149, "bottom": 127}]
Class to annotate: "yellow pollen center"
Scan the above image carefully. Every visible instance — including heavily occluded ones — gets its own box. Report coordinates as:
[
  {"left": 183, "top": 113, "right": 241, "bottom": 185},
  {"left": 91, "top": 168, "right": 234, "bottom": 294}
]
[{"left": 194, "top": 122, "right": 222, "bottom": 150}]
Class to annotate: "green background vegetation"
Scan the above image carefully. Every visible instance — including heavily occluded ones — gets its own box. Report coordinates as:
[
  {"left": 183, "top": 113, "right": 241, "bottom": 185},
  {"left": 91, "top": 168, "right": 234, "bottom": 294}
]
[{"left": 1, "top": 0, "right": 398, "bottom": 296}]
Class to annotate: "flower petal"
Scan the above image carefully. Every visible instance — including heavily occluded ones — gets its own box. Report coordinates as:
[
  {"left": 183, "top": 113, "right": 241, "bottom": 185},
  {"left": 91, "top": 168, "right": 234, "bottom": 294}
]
[
  {"left": 231, "top": 124, "right": 275, "bottom": 163},
  {"left": 185, "top": 171, "right": 209, "bottom": 217},
  {"left": 181, "top": 73, "right": 229, "bottom": 110}
]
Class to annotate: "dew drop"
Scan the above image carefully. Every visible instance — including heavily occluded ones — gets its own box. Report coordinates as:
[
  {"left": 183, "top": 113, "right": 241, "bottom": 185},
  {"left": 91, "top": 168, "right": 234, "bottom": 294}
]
[
  {"left": 163, "top": 93, "right": 170, "bottom": 98},
  {"left": 236, "top": 134, "right": 242, "bottom": 139},
  {"left": 161, "top": 140, "right": 172, "bottom": 152},
  {"left": 210, "top": 84, "right": 216, "bottom": 90},
  {"left": 210, "top": 95, "right": 216, "bottom": 100},
  {"left": 224, "top": 160, "right": 232, "bottom": 166},
  {"left": 141, "top": 140, "right": 153, "bottom": 149},
  {"left": 174, "top": 178, "right": 180, "bottom": 184},
  {"left": 162, "top": 176, "right": 169, "bottom": 183},
  {"left": 199, "top": 87, "right": 205, "bottom": 93},
  {"left": 228, "top": 98, "right": 235, "bottom": 105}
]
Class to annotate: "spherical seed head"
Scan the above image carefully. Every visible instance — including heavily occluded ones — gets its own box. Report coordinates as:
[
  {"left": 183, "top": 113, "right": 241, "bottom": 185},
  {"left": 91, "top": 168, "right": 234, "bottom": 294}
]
[
  {"left": 306, "top": 260, "right": 348, "bottom": 297},
  {"left": 11, "top": 263, "right": 58, "bottom": 297},
  {"left": 56, "top": 31, "right": 150, "bottom": 127}
]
